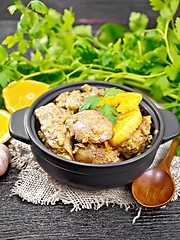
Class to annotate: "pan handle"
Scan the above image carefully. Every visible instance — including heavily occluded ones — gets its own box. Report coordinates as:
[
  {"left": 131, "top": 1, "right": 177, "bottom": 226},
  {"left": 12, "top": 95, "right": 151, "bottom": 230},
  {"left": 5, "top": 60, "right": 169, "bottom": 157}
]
[
  {"left": 9, "top": 107, "right": 31, "bottom": 144},
  {"left": 159, "top": 109, "right": 180, "bottom": 143}
]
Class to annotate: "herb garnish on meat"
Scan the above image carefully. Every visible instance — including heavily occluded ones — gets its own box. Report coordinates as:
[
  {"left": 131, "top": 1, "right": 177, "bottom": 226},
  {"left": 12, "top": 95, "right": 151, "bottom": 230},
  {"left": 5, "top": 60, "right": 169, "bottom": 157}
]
[{"left": 79, "top": 88, "right": 123, "bottom": 125}]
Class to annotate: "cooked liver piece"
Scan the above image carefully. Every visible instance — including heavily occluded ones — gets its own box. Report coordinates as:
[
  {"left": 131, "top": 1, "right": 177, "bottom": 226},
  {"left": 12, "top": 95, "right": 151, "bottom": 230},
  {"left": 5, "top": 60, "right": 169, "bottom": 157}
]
[
  {"left": 55, "top": 90, "right": 88, "bottom": 113},
  {"left": 34, "top": 103, "right": 73, "bottom": 159},
  {"left": 74, "top": 143, "right": 123, "bottom": 164},
  {"left": 66, "top": 110, "right": 113, "bottom": 144},
  {"left": 118, "top": 116, "right": 152, "bottom": 158},
  {"left": 81, "top": 84, "right": 105, "bottom": 96},
  {"left": 55, "top": 84, "right": 105, "bottom": 113}
]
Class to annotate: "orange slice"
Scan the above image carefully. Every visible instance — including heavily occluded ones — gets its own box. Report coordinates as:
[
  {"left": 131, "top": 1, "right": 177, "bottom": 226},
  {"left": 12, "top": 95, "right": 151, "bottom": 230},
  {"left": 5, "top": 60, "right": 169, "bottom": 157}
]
[
  {"left": 109, "top": 107, "right": 142, "bottom": 147},
  {"left": 98, "top": 92, "right": 142, "bottom": 114},
  {"left": 98, "top": 96, "right": 118, "bottom": 108},
  {"left": 3, "top": 80, "right": 49, "bottom": 113},
  {"left": 0, "top": 109, "right": 11, "bottom": 143},
  {"left": 116, "top": 92, "right": 142, "bottom": 114}
]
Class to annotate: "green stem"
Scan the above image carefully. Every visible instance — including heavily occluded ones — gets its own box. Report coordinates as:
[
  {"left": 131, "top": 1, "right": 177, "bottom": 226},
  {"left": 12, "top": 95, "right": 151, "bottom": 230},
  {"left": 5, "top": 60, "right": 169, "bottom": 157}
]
[
  {"left": 167, "top": 93, "right": 180, "bottom": 101},
  {"left": 95, "top": 26, "right": 103, "bottom": 39},
  {"left": 123, "top": 73, "right": 145, "bottom": 82},
  {"left": 141, "top": 72, "right": 165, "bottom": 78},
  {"left": 85, "top": 64, "right": 116, "bottom": 72},
  {"left": 20, "top": 68, "right": 67, "bottom": 81},
  {"left": 25, "top": 2, "right": 31, "bottom": 12},
  {"left": 163, "top": 102, "right": 180, "bottom": 109},
  {"left": 35, "top": 39, "right": 51, "bottom": 57},
  {"left": 164, "top": 20, "right": 174, "bottom": 63},
  {"left": 87, "top": 37, "right": 109, "bottom": 51},
  {"left": 89, "top": 69, "right": 113, "bottom": 76},
  {"left": 137, "top": 40, "right": 142, "bottom": 58},
  {"left": 104, "top": 71, "right": 165, "bottom": 82},
  {"left": 105, "top": 72, "right": 144, "bottom": 82},
  {"left": 4, "top": 65, "right": 25, "bottom": 77},
  {"left": 143, "top": 29, "right": 164, "bottom": 38},
  {"left": 122, "top": 80, "right": 150, "bottom": 90}
]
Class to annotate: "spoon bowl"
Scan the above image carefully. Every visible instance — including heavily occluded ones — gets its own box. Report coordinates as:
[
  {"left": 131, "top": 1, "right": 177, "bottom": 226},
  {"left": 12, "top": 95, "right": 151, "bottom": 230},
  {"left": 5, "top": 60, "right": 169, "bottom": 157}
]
[
  {"left": 132, "top": 137, "right": 179, "bottom": 208},
  {"left": 132, "top": 168, "right": 175, "bottom": 208}
]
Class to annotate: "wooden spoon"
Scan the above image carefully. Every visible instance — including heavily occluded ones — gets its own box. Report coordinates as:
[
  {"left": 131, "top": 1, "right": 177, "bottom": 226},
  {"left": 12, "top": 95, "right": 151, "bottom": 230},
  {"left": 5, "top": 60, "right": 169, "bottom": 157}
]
[{"left": 132, "top": 137, "right": 179, "bottom": 208}]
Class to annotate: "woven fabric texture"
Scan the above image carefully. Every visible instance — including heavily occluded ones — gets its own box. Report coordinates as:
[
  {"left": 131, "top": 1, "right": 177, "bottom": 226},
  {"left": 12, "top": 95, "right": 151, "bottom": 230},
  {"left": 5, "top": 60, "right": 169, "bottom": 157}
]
[{"left": 9, "top": 139, "right": 180, "bottom": 211}]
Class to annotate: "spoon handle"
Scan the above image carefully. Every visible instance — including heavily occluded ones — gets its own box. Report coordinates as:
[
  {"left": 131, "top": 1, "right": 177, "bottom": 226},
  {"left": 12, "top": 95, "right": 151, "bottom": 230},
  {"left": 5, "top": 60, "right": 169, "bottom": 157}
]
[{"left": 156, "top": 137, "right": 180, "bottom": 173}]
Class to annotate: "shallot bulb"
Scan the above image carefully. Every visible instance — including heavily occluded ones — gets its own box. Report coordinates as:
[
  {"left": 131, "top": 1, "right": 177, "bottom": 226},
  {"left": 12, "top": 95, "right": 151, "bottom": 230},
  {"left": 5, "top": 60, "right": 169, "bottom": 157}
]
[{"left": 0, "top": 144, "right": 11, "bottom": 176}]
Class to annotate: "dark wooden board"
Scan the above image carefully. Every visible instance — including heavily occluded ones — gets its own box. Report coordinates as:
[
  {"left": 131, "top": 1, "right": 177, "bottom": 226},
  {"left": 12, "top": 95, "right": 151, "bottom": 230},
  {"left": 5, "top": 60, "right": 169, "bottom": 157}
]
[
  {"left": 0, "top": 1, "right": 180, "bottom": 239},
  {"left": 0, "top": 167, "right": 180, "bottom": 239}
]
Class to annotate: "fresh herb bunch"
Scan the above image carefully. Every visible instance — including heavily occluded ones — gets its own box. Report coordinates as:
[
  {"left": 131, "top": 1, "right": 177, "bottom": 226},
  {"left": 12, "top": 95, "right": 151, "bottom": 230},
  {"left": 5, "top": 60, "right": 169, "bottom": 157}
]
[
  {"left": 79, "top": 88, "right": 123, "bottom": 125},
  {"left": 0, "top": 0, "right": 180, "bottom": 123}
]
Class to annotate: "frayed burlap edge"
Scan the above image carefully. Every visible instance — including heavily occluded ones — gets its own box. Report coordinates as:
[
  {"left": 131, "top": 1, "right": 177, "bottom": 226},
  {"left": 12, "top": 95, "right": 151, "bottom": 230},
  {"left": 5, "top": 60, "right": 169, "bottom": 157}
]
[{"left": 8, "top": 139, "right": 180, "bottom": 223}]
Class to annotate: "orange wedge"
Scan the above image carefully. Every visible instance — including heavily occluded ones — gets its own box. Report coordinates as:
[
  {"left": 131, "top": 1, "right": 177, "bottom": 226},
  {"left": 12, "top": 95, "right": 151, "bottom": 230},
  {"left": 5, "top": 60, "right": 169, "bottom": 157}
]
[
  {"left": 2, "top": 80, "right": 49, "bottom": 113},
  {"left": 98, "top": 95, "right": 119, "bottom": 108},
  {"left": 116, "top": 92, "right": 142, "bottom": 114},
  {"left": 98, "top": 92, "right": 142, "bottom": 114},
  {"left": 110, "top": 107, "right": 142, "bottom": 147},
  {"left": 0, "top": 109, "right": 11, "bottom": 143}
]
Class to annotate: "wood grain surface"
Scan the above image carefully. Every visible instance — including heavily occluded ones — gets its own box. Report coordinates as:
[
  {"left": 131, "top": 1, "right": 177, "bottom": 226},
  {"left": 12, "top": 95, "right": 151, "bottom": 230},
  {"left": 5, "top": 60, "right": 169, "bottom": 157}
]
[{"left": 0, "top": 1, "right": 180, "bottom": 239}]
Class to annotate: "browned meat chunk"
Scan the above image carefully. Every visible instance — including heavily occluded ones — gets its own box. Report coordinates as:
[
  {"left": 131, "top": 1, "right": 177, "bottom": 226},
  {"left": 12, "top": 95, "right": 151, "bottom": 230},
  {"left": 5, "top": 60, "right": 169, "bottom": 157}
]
[
  {"left": 81, "top": 84, "right": 105, "bottom": 96},
  {"left": 117, "top": 116, "right": 152, "bottom": 159},
  {"left": 55, "top": 84, "right": 104, "bottom": 113},
  {"left": 74, "top": 143, "right": 123, "bottom": 164},
  {"left": 66, "top": 110, "right": 113, "bottom": 144},
  {"left": 55, "top": 90, "right": 88, "bottom": 113},
  {"left": 34, "top": 103, "right": 73, "bottom": 159}
]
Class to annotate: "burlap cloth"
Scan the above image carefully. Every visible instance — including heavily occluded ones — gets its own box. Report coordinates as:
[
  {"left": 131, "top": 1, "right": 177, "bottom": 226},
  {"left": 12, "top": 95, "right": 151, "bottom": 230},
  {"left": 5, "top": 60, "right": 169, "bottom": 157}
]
[{"left": 8, "top": 138, "right": 180, "bottom": 215}]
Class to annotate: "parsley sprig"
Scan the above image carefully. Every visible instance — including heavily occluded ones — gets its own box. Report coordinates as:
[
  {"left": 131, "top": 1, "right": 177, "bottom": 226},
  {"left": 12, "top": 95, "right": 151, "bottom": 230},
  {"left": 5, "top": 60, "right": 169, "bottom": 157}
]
[
  {"left": 79, "top": 88, "right": 122, "bottom": 125},
  {"left": 0, "top": 0, "right": 180, "bottom": 127}
]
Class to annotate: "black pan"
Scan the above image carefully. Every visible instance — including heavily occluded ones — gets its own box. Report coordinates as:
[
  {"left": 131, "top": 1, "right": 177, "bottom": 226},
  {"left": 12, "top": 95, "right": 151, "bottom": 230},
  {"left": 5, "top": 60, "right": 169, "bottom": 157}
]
[{"left": 9, "top": 81, "right": 180, "bottom": 189}]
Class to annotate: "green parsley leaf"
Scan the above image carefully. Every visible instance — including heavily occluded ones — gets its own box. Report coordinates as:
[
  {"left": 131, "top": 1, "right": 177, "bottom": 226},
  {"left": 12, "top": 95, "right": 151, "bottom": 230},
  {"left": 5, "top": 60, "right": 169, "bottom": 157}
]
[
  {"left": 175, "top": 17, "right": 180, "bottom": 38},
  {"left": 149, "top": 0, "right": 164, "bottom": 11},
  {"left": 79, "top": 95, "right": 101, "bottom": 111},
  {"left": 2, "top": 33, "right": 20, "bottom": 48},
  {"left": 8, "top": 0, "right": 25, "bottom": 14},
  {"left": 17, "top": 14, "right": 29, "bottom": 34},
  {"left": 98, "top": 23, "right": 127, "bottom": 45},
  {"left": 8, "top": 5, "right": 18, "bottom": 15},
  {"left": 0, "top": 69, "right": 14, "bottom": 88},
  {"left": 29, "top": 22, "right": 45, "bottom": 35},
  {"left": 0, "top": 46, "right": 8, "bottom": 64},
  {"left": 129, "top": 12, "right": 149, "bottom": 34},
  {"left": 170, "top": 0, "right": 179, "bottom": 16},
  {"left": 45, "top": 8, "right": 62, "bottom": 28},
  {"left": 98, "top": 103, "right": 119, "bottom": 126},
  {"left": 150, "top": 83, "right": 163, "bottom": 102},
  {"left": 73, "top": 39, "right": 98, "bottom": 64},
  {"left": 62, "top": 8, "right": 75, "bottom": 31},
  {"left": 30, "top": 1, "right": 48, "bottom": 15},
  {"left": 160, "top": 5, "right": 173, "bottom": 20},
  {"left": 101, "top": 51, "right": 112, "bottom": 66},
  {"left": 74, "top": 25, "right": 92, "bottom": 38},
  {"left": 18, "top": 39, "right": 29, "bottom": 54},
  {"left": 104, "top": 87, "right": 123, "bottom": 97},
  {"left": 165, "top": 58, "right": 180, "bottom": 81}
]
